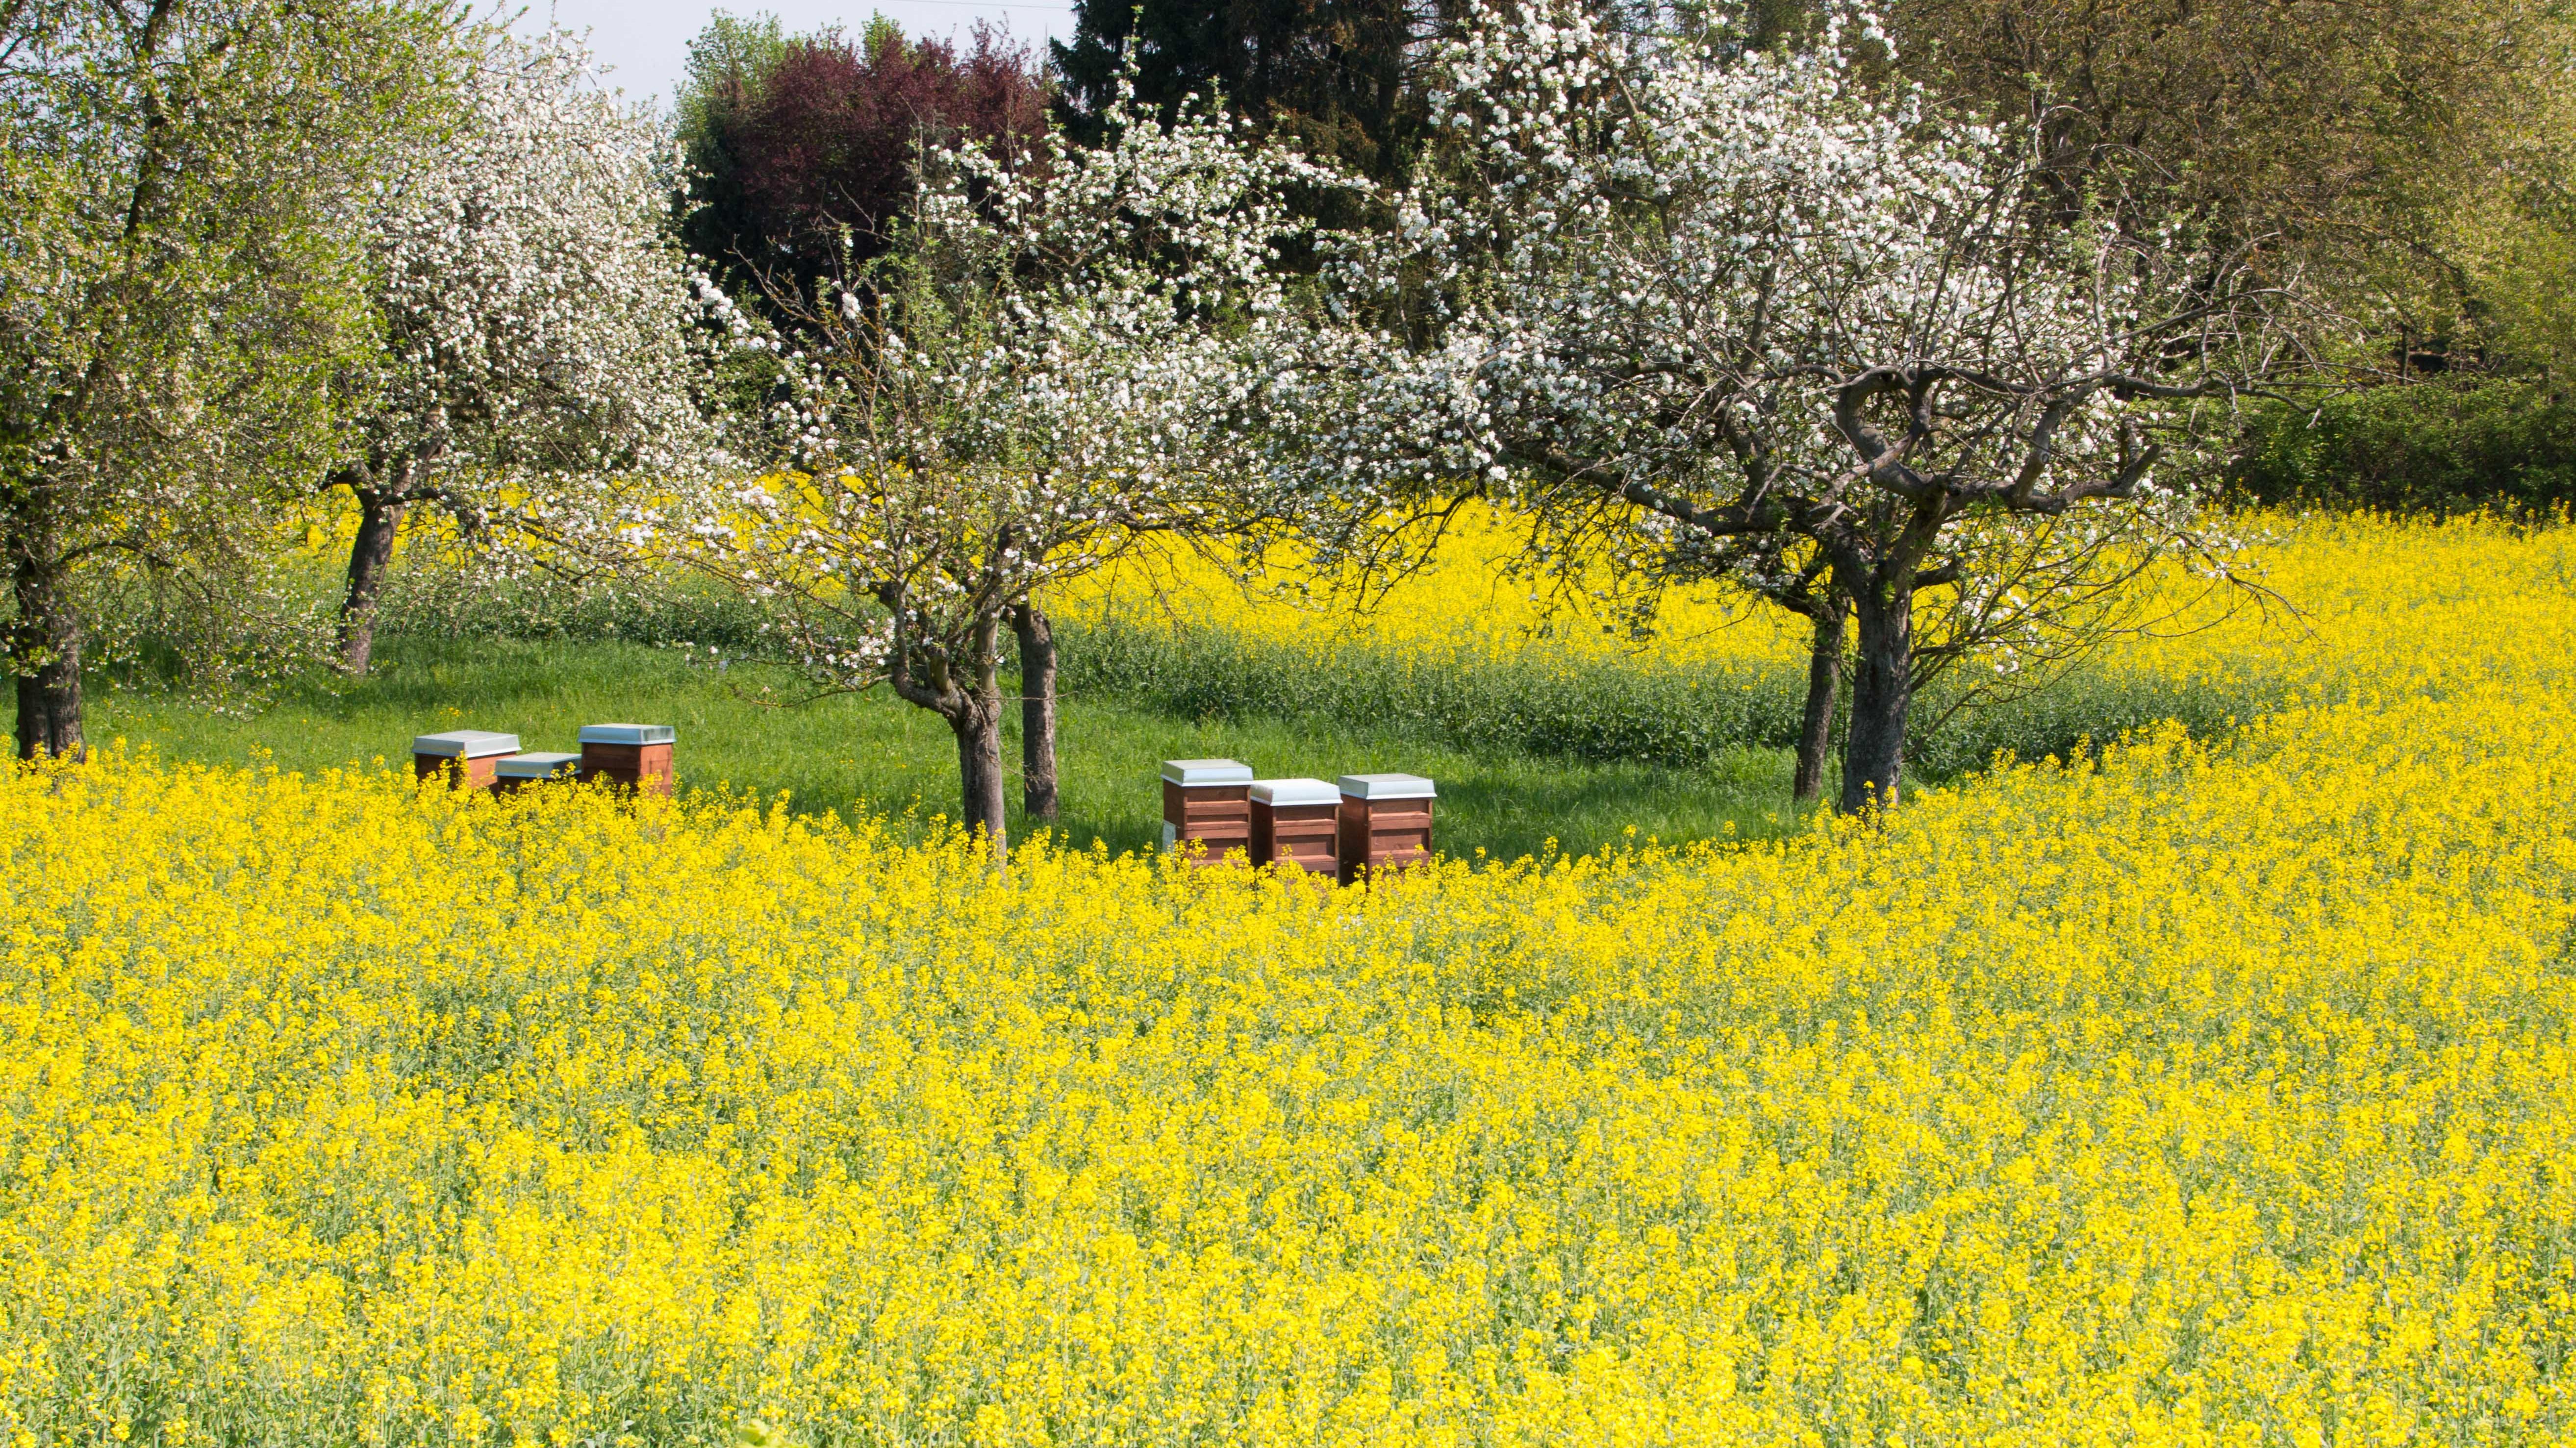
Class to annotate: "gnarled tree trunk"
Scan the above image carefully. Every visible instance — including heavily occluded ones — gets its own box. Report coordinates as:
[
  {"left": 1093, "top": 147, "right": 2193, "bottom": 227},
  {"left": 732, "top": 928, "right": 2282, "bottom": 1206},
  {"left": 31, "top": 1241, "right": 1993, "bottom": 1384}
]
[
  {"left": 1793, "top": 590, "right": 1845, "bottom": 805},
  {"left": 1010, "top": 600, "right": 1059, "bottom": 823},
  {"left": 899, "top": 607, "right": 1011, "bottom": 870},
  {"left": 337, "top": 485, "right": 407, "bottom": 675},
  {"left": 9, "top": 548, "right": 83, "bottom": 761},
  {"left": 950, "top": 693, "right": 1010, "bottom": 866},
  {"left": 1840, "top": 572, "right": 1913, "bottom": 813}
]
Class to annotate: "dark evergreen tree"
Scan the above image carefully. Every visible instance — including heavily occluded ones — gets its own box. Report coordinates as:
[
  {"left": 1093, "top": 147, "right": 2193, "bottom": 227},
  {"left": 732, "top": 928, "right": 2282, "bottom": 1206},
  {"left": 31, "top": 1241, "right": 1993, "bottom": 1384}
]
[{"left": 1051, "top": 0, "right": 1435, "bottom": 185}]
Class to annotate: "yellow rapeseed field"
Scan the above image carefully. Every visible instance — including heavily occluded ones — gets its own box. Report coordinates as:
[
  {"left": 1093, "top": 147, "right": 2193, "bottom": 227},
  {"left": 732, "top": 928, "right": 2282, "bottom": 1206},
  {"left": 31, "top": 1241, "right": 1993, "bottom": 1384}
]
[
  {"left": 4, "top": 512, "right": 2576, "bottom": 1446},
  {"left": 1064, "top": 508, "right": 2576, "bottom": 698}
]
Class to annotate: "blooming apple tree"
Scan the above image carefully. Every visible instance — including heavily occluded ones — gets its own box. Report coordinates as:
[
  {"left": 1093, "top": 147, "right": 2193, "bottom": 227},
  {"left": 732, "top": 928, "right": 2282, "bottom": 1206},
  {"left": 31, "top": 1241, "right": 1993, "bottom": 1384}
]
[
  {"left": 670, "top": 82, "right": 1335, "bottom": 861},
  {"left": 331, "top": 24, "right": 724, "bottom": 674},
  {"left": 1274, "top": 1, "right": 2285, "bottom": 809},
  {"left": 0, "top": 0, "right": 456, "bottom": 757}
]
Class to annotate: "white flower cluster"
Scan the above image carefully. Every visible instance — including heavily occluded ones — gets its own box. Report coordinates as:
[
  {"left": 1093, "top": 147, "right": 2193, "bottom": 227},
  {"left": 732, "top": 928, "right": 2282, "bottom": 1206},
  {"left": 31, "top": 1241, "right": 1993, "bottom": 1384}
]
[
  {"left": 674, "top": 73, "right": 1340, "bottom": 712},
  {"left": 1265, "top": 0, "right": 2271, "bottom": 685},
  {"left": 349, "top": 24, "right": 723, "bottom": 536}
]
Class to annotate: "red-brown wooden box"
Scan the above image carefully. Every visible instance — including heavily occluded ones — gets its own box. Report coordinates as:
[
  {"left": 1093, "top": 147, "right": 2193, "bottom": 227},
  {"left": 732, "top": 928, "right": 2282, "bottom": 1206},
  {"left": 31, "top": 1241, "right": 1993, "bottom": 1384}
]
[
  {"left": 1250, "top": 777, "right": 1340, "bottom": 874},
  {"left": 1161, "top": 758, "right": 1254, "bottom": 866},
  {"left": 1336, "top": 773, "right": 1436, "bottom": 885},
  {"left": 412, "top": 730, "right": 519, "bottom": 791},
  {"left": 579, "top": 724, "right": 676, "bottom": 797}
]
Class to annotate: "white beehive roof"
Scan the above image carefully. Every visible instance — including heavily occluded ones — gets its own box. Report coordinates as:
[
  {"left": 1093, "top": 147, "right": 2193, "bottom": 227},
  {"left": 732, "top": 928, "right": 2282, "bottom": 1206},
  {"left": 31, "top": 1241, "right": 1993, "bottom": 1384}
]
[
  {"left": 411, "top": 730, "right": 520, "bottom": 758},
  {"left": 1161, "top": 758, "right": 1254, "bottom": 786},
  {"left": 1338, "top": 773, "right": 1436, "bottom": 800},
  {"left": 579, "top": 723, "right": 677, "bottom": 746},
  {"left": 1251, "top": 777, "right": 1339, "bottom": 806}
]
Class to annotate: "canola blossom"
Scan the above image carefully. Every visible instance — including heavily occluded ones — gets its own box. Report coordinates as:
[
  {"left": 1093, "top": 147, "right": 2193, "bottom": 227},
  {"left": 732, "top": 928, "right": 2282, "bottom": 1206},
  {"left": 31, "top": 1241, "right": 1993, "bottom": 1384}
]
[{"left": 4, "top": 515, "right": 2576, "bottom": 1445}]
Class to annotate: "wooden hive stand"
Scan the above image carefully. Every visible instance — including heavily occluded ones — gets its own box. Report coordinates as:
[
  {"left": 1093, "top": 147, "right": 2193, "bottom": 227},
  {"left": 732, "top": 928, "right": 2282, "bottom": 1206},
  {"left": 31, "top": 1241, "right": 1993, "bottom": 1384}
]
[
  {"left": 1337, "top": 773, "right": 1436, "bottom": 884},
  {"left": 1250, "top": 777, "right": 1340, "bottom": 875},
  {"left": 412, "top": 730, "right": 520, "bottom": 791},
  {"left": 578, "top": 724, "right": 677, "bottom": 797},
  {"left": 1161, "top": 758, "right": 1253, "bottom": 866},
  {"left": 493, "top": 751, "right": 581, "bottom": 795}
]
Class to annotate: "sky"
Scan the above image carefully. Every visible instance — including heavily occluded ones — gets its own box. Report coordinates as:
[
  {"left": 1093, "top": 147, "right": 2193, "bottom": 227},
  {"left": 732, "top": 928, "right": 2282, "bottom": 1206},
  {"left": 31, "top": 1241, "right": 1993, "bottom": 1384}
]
[{"left": 522, "top": 0, "right": 1079, "bottom": 108}]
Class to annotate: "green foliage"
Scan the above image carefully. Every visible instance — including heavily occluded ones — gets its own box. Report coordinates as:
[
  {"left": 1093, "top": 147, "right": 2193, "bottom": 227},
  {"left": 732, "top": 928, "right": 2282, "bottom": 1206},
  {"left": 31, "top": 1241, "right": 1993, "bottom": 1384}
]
[
  {"left": 1906, "top": 667, "right": 2286, "bottom": 780},
  {"left": 376, "top": 560, "right": 783, "bottom": 652},
  {"left": 1059, "top": 619, "right": 1808, "bottom": 770},
  {"left": 672, "top": 10, "right": 793, "bottom": 295},
  {"left": 0, "top": 0, "right": 464, "bottom": 753},
  {"left": 2230, "top": 379, "right": 2576, "bottom": 516}
]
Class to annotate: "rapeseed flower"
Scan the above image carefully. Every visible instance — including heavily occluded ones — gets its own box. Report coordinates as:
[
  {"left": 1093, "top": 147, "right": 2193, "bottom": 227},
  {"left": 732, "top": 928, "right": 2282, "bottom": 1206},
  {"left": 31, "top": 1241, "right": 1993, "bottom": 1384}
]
[{"left": 0, "top": 511, "right": 2572, "bottom": 1444}]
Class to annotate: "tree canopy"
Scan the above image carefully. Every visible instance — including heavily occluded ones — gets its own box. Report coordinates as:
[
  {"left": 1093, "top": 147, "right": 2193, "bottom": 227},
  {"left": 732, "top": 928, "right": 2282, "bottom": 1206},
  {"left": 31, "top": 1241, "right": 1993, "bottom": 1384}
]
[
  {"left": 1268, "top": 0, "right": 2283, "bottom": 809},
  {"left": 676, "top": 13, "right": 1051, "bottom": 308},
  {"left": 0, "top": 0, "right": 458, "bottom": 756}
]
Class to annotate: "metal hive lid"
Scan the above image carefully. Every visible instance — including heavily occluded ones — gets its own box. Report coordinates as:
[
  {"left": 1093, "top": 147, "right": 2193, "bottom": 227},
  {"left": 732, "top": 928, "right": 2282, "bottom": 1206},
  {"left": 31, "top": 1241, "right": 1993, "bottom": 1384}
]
[
  {"left": 578, "top": 723, "right": 677, "bottom": 746},
  {"left": 1161, "top": 758, "right": 1254, "bottom": 786},
  {"left": 494, "top": 751, "right": 582, "bottom": 777},
  {"left": 411, "top": 730, "right": 520, "bottom": 758},
  {"left": 1337, "top": 772, "right": 1436, "bottom": 800},
  {"left": 1251, "top": 776, "right": 1339, "bottom": 806}
]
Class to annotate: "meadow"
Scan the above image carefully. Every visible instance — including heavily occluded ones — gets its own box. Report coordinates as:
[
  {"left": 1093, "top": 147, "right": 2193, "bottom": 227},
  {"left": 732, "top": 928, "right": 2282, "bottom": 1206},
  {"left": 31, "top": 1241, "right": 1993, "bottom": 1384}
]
[
  {"left": 3, "top": 511, "right": 2575, "bottom": 1444},
  {"left": 63, "top": 633, "right": 1804, "bottom": 863}
]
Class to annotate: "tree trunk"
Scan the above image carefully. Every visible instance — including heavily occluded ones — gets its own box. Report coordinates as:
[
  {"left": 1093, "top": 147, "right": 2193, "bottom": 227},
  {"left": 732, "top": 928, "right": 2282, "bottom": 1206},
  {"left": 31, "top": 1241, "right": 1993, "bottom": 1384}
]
[
  {"left": 9, "top": 550, "right": 83, "bottom": 761},
  {"left": 337, "top": 488, "right": 406, "bottom": 675},
  {"left": 1010, "top": 600, "right": 1059, "bottom": 823},
  {"left": 950, "top": 697, "right": 1010, "bottom": 867},
  {"left": 1792, "top": 592, "right": 1844, "bottom": 805},
  {"left": 953, "top": 612, "right": 1012, "bottom": 869},
  {"left": 1839, "top": 574, "right": 1914, "bottom": 813}
]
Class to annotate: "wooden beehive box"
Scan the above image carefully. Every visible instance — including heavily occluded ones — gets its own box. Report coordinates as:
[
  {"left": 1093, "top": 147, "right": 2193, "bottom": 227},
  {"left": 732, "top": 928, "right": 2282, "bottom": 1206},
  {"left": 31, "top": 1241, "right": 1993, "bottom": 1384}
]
[
  {"left": 578, "top": 723, "right": 676, "bottom": 797},
  {"left": 1161, "top": 758, "right": 1253, "bottom": 866},
  {"left": 411, "top": 730, "right": 520, "bottom": 791},
  {"left": 493, "top": 750, "right": 581, "bottom": 795},
  {"left": 1251, "top": 777, "right": 1340, "bottom": 875},
  {"left": 1337, "top": 773, "right": 1436, "bottom": 884}
]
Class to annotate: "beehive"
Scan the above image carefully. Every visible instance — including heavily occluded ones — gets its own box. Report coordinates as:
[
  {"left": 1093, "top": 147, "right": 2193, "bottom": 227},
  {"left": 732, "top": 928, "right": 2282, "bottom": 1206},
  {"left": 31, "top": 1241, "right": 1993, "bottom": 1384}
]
[
  {"left": 1250, "top": 777, "right": 1340, "bottom": 875},
  {"left": 578, "top": 724, "right": 676, "bottom": 797},
  {"left": 411, "top": 730, "right": 519, "bottom": 791},
  {"left": 492, "top": 751, "right": 581, "bottom": 794},
  {"left": 1160, "top": 758, "right": 1253, "bottom": 865},
  {"left": 1337, "top": 773, "right": 1436, "bottom": 884}
]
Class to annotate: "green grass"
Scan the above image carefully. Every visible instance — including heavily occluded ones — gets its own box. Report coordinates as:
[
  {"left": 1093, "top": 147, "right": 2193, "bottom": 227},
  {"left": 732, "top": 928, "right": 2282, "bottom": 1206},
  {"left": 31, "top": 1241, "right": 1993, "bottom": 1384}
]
[
  {"left": 46, "top": 635, "right": 1812, "bottom": 861},
  {"left": 1060, "top": 616, "right": 2285, "bottom": 782}
]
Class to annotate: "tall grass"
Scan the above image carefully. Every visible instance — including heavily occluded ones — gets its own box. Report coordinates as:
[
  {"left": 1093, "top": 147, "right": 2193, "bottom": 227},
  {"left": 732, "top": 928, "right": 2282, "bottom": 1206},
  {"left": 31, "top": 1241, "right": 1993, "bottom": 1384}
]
[{"left": 1058, "top": 617, "right": 2286, "bottom": 782}]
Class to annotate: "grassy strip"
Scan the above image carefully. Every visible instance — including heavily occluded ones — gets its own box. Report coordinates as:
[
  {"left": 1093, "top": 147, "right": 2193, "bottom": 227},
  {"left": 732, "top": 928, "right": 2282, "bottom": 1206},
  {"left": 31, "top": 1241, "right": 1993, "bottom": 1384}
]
[
  {"left": 33, "top": 635, "right": 1811, "bottom": 861},
  {"left": 32, "top": 562, "right": 2284, "bottom": 858},
  {"left": 366, "top": 561, "right": 2292, "bottom": 782},
  {"left": 1060, "top": 617, "right": 1812, "bottom": 772},
  {"left": 1058, "top": 617, "right": 2288, "bottom": 782}
]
